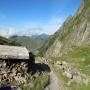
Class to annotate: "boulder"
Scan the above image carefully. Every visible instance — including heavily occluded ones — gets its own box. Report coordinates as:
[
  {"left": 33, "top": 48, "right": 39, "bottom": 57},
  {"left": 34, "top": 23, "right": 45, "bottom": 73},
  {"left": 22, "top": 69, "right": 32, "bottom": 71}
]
[{"left": 63, "top": 71, "right": 73, "bottom": 79}]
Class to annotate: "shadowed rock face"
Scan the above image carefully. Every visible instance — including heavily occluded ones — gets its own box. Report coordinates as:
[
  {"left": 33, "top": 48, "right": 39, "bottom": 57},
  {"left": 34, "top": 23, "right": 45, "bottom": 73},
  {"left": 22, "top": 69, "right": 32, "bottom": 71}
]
[{"left": 0, "top": 45, "right": 29, "bottom": 60}]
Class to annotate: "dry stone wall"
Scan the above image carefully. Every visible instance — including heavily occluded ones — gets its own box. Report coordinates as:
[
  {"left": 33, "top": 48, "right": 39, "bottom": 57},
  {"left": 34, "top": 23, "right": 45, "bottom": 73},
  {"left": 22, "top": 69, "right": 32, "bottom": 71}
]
[{"left": 0, "top": 60, "right": 31, "bottom": 86}]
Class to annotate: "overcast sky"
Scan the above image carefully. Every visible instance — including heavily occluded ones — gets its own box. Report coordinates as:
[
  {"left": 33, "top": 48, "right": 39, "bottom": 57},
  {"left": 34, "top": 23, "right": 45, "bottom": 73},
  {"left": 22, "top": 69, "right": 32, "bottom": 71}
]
[{"left": 0, "top": 0, "right": 82, "bottom": 37}]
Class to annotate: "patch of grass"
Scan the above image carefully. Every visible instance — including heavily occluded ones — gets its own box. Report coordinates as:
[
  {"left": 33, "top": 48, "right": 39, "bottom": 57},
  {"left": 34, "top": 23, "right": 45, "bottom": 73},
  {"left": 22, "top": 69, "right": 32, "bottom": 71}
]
[
  {"left": 51, "top": 45, "right": 90, "bottom": 75},
  {"left": 21, "top": 73, "right": 49, "bottom": 90},
  {"left": 70, "top": 82, "right": 90, "bottom": 90},
  {"left": 50, "top": 63, "right": 90, "bottom": 90},
  {"left": 84, "top": 0, "right": 90, "bottom": 10},
  {"left": 11, "top": 36, "right": 45, "bottom": 51},
  {"left": 0, "top": 36, "right": 21, "bottom": 46},
  {"left": 87, "top": 14, "right": 90, "bottom": 21},
  {"left": 74, "top": 15, "right": 81, "bottom": 25}
]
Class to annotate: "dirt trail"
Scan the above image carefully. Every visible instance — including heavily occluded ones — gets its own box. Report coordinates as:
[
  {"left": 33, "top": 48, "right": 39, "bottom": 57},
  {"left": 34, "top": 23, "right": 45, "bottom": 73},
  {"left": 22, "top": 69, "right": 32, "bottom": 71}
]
[{"left": 44, "top": 71, "right": 62, "bottom": 90}]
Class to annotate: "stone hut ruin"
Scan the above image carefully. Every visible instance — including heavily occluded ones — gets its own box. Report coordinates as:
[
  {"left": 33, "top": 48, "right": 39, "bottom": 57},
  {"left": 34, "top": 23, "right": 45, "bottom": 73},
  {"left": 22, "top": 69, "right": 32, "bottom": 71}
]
[
  {"left": 0, "top": 45, "right": 29, "bottom": 60},
  {"left": 0, "top": 45, "right": 34, "bottom": 86}
]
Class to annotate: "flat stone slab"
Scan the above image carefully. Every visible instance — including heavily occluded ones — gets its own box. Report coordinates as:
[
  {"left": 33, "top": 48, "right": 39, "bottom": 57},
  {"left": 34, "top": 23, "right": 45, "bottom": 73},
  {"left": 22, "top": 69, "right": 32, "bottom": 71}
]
[{"left": 0, "top": 45, "right": 29, "bottom": 60}]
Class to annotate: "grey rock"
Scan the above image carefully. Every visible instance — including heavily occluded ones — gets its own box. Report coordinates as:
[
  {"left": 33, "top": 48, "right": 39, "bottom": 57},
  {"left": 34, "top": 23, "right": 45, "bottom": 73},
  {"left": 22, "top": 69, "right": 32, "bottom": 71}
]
[{"left": 0, "top": 45, "right": 29, "bottom": 60}]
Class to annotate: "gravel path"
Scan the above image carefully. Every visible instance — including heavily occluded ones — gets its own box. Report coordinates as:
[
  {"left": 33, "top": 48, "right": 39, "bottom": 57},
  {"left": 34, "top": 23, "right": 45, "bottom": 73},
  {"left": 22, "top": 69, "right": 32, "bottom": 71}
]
[{"left": 44, "top": 71, "right": 62, "bottom": 90}]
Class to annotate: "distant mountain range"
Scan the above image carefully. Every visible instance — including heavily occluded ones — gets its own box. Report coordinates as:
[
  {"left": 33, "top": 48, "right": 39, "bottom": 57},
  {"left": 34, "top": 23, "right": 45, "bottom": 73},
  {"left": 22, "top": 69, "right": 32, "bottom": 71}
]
[
  {"left": 10, "top": 33, "right": 50, "bottom": 40},
  {"left": 32, "top": 33, "right": 50, "bottom": 40},
  {"left": 10, "top": 33, "right": 50, "bottom": 51},
  {"left": 0, "top": 36, "right": 21, "bottom": 46}
]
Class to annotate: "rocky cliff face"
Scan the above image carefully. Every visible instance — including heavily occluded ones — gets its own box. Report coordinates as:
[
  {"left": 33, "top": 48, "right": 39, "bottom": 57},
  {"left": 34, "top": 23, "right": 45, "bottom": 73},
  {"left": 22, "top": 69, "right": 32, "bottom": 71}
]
[{"left": 41, "top": 0, "right": 90, "bottom": 57}]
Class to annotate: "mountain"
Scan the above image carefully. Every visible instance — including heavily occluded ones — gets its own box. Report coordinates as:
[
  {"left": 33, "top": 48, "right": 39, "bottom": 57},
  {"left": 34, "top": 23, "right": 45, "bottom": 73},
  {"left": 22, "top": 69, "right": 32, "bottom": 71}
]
[
  {"left": 39, "top": 1, "right": 90, "bottom": 89},
  {"left": 10, "top": 36, "right": 45, "bottom": 51},
  {"left": 10, "top": 35, "right": 18, "bottom": 39},
  {"left": 0, "top": 36, "right": 21, "bottom": 46},
  {"left": 40, "top": 0, "right": 90, "bottom": 57},
  {"left": 32, "top": 33, "right": 50, "bottom": 40}
]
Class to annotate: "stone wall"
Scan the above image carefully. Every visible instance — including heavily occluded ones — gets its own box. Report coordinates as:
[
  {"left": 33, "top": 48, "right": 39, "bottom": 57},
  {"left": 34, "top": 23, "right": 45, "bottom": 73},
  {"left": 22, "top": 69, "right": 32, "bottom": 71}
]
[
  {"left": 0, "top": 45, "right": 29, "bottom": 60},
  {"left": 0, "top": 60, "right": 31, "bottom": 86}
]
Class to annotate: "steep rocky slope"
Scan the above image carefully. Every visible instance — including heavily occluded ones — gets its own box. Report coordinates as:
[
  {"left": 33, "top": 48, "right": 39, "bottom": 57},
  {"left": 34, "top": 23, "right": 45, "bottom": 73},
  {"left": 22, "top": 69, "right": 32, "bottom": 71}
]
[{"left": 40, "top": 0, "right": 90, "bottom": 57}]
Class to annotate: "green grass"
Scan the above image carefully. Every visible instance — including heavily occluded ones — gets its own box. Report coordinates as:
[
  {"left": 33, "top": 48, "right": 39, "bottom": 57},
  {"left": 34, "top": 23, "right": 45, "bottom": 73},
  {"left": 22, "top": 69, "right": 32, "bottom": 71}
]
[
  {"left": 74, "top": 15, "right": 81, "bottom": 25},
  {"left": 50, "top": 62, "right": 90, "bottom": 90},
  {"left": 21, "top": 73, "right": 49, "bottom": 90},
  {"left": 84, "top": 0, "right": 90, "bottom": 10},
  {"left": 11, "top": 36, "right": 45, "bottom": 51},
  {"left": 48, "top": 45, "right": 90, "bottom": 90},
  {"left": 69, "top": 82, "right": 90, "bottom": 90},
  {"left": 0, "top": 36, "right": 21, "bottom": 46},
  {"left": 62, "top": 46, "right": 90, "bottom": 75},
  {"left": 51, "top": 45, "right": 90, "bottom": 75}
]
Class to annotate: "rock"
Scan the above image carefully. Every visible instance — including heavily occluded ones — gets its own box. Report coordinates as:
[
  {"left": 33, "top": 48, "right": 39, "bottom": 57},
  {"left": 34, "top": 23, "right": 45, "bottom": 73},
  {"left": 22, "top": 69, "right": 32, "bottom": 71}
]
[
  {"left": 62, "top": 61, "right": 68, "bottom": 65},
  {"left": 67, "top": 80, "right": 72, "bottom": 86},
  {"left": 0, "top": 59, "right": 32, "bottom": 86},
  {"left": 56, "top": 61, "right": 62, "bottom": 65},
  {"left": 63, "top": 71, "right": 73, "bottom": 79},
  {"left": 0, "top": 45, "right": 29, "bottom": 60}
]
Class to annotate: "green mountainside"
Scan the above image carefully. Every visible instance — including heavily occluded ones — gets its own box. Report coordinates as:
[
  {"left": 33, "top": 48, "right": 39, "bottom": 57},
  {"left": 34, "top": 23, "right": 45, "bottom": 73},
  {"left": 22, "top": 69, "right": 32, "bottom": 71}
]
[
  {"left": 40, "top": 0, "right": 90, "bottom": 57},
  {"left": 0, "top": 36, "right": 21, "bottom": 46},
  {"left": 10, "top": 36, "right": 45, "bottom": 51},
  {"left": 32, "top": 33, "right": 50, "bottom": 40},
  {"left": 39, "top": 1, "right": 90, "bottom": 89}
]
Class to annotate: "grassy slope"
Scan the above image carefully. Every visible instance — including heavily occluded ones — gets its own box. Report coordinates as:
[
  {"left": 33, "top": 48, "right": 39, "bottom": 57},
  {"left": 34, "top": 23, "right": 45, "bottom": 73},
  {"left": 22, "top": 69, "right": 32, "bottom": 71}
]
[
  {"left": 50, "top": 45, "right": 90, "bottom": 90},
  {"left": 61, "top": 45, "right": 90, "bottom": 75},
  {"left": 51, "top": 45, "right": 90, "bottom": 75},
  {"left": 51, "top": 63, "right": 90, "bottom": 90},
  {"left": 0, "top": 36, "right": 21, "bottom": 46},
  {"left": 21, "top": 73, "right": 49, "bottom": 90},
  {"left": 11, "top": 36, "right": 45, "bottom": 51}
]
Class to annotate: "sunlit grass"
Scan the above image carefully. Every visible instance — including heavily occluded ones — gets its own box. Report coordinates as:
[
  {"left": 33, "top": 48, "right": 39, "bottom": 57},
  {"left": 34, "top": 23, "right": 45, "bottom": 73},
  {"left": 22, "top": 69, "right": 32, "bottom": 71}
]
[{"left": 21, "top": 73, "right": 49, "bottom": 90}]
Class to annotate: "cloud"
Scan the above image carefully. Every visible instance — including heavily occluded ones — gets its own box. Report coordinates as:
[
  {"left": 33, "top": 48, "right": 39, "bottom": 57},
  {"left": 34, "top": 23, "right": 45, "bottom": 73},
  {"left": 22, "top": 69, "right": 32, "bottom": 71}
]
[
  {"left": 19, "top": 27, "right": 45, "bottom": 36},
  {"left": 0, "top": 27, "right": 45, "bottom": 37},
  {"left": 0, "top": 16, "right": 65, "bottom": 37},
  {"left": 25, "top": 16, "right": 64, "bottom": 35},
  {"left": 0, "top": 28, "right": 18, "bottom": 37},
  {"left": 26, "top": 28, "right": 45, "bottom": 35}
]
